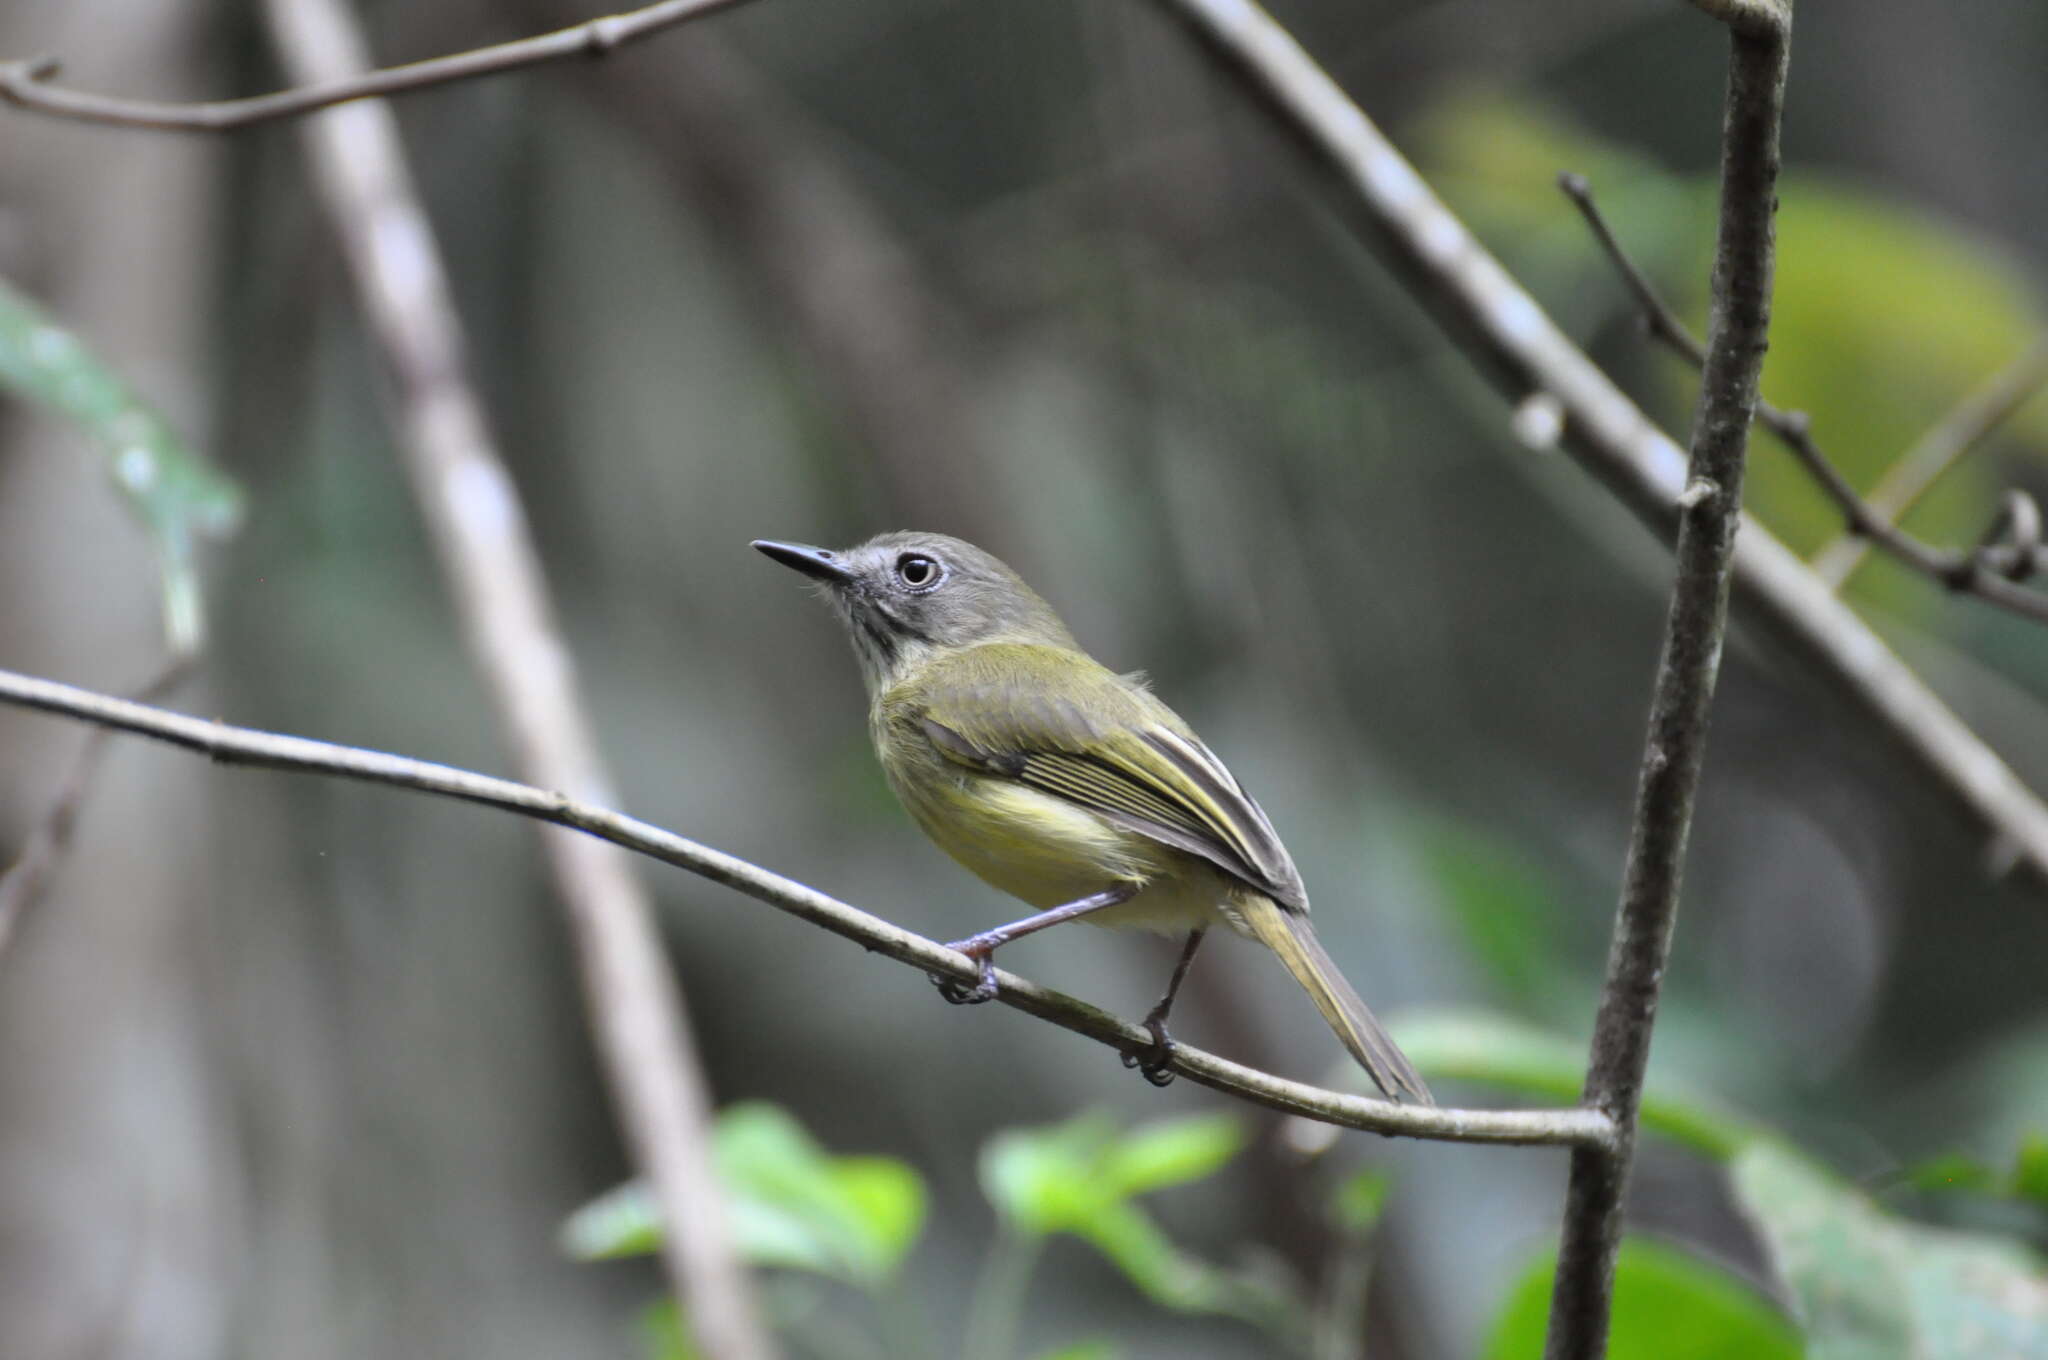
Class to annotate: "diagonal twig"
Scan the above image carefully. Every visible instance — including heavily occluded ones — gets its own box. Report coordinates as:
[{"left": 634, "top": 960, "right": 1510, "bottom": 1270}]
[
  {"left": 0, "top": 664, "right": 1619, "bottom": 1152},
  {"left": 1561, "top": 174, "right": 2048, "bottom": 626},
  {"left": 261, "top": 0, "right": 771, "bottom": 1354},
  {"left": 1812, "top": 338, "right": 2048, "bottom": 588},
  {"left": 0, "top": 0, "right": 754, "bottom": 133},
  {"left": 1546, "top": 8, "right": 1788, "bottom": 1357}
]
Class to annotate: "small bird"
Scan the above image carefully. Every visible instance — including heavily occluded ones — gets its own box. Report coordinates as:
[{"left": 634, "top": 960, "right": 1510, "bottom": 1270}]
[{"left": 754, "top": 531, "right": 1431, "bottom": 1103}]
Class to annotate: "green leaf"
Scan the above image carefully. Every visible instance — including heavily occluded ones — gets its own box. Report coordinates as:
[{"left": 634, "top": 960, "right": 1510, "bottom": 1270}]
[
  {"left": 1734, "top": 1141, "right": 2048, "bottom": 1360},
  {"left": 0, "top": 276, "right": 243, "bottom": 651},
  {"left": 978, "top": 1112, "right": 1272, "bottom": 1321},
  {"left": 1390, "top": 1009, "right": 1758, "bottom": 1159},
  {"left": 561, "top": 1102, "right": 926, "bottom": 1289},
  {"left": 1485, "top": 1238, "right": 1800, "bottom": 1360},
  {"left": 1331, "top": 1169, "right": 1391, "bottom": 1236}
]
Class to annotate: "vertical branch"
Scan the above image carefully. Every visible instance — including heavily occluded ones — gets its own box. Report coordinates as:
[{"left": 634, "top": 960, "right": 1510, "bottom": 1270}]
[
  {"left": 260, "top": 1, "right": 773, "bottom": 1356},
  {"left": 1544, "top": 7, "right": 1790, "bottom": 1359}
]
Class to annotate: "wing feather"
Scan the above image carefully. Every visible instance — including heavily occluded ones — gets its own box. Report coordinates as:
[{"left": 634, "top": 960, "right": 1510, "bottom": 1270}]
[{"left": 906, "top": 645, "right": 1309, "bottom": 910}]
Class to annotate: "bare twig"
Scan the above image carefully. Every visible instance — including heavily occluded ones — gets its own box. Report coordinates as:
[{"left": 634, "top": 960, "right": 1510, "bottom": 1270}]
[
  {"left": 0, "top": 664, "right": 1618, "bottom": 1151},
  {"left": 1562, "top": 176, "right": 2048, "bottom": 626},
  {"left": 1546, "top": 11, "right": 1789, "bottom": 1359},
  {"left": 0, "top": 658, "right": 190, "bottom": 958},
  {"left": 0, "top": 0, "right": 754, "bottom": 132},
  {"left": 1812, "top": 338, "right": 2048, "bottom": 588},
  {"left": 261, "top": 0, "right": 770, "bottom": 1355},
  {"left": 1144, "top": 0, "right": 2048, "bottom": 890}
]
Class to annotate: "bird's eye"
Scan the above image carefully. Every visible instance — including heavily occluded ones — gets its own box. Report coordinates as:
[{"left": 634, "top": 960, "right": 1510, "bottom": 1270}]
[{"left": 895, "top": 553, "right": 942, "bottom": 590}]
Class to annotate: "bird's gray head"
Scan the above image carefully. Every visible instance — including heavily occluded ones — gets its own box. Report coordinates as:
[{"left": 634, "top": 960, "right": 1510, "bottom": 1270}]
[{"left": 753, "top": 531, "right": 1077, "bottom": 692}]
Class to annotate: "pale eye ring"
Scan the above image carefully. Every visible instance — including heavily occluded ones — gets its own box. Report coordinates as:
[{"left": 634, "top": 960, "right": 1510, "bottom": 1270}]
[{"left": 895, "top": 553, "right": 942, "bottom": 591}]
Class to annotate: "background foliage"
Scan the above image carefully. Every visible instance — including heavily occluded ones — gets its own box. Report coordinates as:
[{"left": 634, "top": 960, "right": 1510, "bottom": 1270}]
[{"left": 2, "top": 1, "right": 2047, "bottom": 1356}]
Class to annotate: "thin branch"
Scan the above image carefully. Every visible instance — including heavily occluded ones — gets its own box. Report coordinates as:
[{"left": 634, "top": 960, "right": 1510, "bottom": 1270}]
[
  {"left": 1562, "top": 175, "right": 2048, "bottom": 626},
  {"left": 0, "top": 658, "right": 190, "bottom": 959},
  {"left": 1812, "top": 338, "right": 2048, "bottom": 588},
  {"left": 0, "top": 0, "right": 753, "bottom": 132},
  {"left": 261, "top": 0, "right": 770, "bottom": 1355},
  {"left": 1547, "top": 11, "right": 1789, "bottom": 1359},
  {"left": 1142, "top": 0, "right": 2048, "bottom": 891},
  {"left": 0, "top": 665, "right": 1618, "bottom": 1152}
]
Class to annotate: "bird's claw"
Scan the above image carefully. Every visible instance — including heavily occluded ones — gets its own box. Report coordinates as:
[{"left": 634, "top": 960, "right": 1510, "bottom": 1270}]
[
  {"left": 1121, "top": 1016, "right": 1178, "bottom": 1086},
  {"left": 932, "top": 942, "right": 999, "bottom": 1005}
]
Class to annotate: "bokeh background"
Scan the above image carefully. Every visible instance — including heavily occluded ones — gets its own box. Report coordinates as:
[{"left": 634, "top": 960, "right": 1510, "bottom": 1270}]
[{"left": 3, "top": 1, "right": 2048, "bottom": 1356}]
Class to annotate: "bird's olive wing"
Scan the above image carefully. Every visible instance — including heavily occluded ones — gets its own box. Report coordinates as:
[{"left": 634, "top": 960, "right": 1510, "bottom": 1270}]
[{"left": 915, "top": 664, "right": 1309, "bottom": 911}]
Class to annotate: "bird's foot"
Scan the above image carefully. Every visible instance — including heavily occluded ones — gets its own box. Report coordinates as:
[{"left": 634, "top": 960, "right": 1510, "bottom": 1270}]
[
  {"left": 1121, "top": 1013, "right": 1178, "bottom": 1087},
  {"left": 932, "top": 937, "right": 999, "bottom": 1005}
]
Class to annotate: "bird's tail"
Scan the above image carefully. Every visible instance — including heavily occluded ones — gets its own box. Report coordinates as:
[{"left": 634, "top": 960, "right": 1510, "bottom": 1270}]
[{"left": 1240, "top": 894, "right": 1433, "bottom": 1105}]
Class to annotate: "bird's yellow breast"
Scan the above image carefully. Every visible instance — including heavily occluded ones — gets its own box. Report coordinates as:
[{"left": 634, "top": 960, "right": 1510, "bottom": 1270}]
[{"left": 877, "top": 728, "right": 1234, "bottom": 935}]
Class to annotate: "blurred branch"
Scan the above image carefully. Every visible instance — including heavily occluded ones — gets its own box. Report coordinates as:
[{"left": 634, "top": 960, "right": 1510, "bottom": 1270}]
[
  {"left": 1142, "top": 0, "right": 2048, "bottom": 891},
  {"left": 0, "top": 664, "right": 1619, "bottom": 1153},
  {"left": 1562, "top": 175, "right": 2048, "bottom": 624},
  {"left": 524, "top": 0, "right": 1000, "bottom": 539},
  {"left": 0, "top": 658, "right": 190, "bottom": 960},
  {"left": 1548, "top": 11, "right": 1788, "bottom": 1358},
  {"left": 0, "top": 0, "right": 754, "bottom": 132},
  {"left": 1686, "top": 0, "right": 1790, "bottom": 37},
  {"left": 260, "top": 1, "right": 771, "bottom": 1357},
  {"left": 1812, "top": 338, "right": 2048, "bottom": 589}
]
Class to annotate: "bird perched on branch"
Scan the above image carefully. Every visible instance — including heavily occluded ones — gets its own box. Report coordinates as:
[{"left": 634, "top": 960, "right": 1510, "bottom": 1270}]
[{"left": 754, "top": 531, "right": 1430, "bottom": 1104}]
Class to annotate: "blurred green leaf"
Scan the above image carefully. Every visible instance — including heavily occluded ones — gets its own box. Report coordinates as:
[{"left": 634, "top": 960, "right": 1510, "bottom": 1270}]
[
  {"left": 1410, "top": 90, "right": 1711, "bottom": 340},
  {"left": 1485, "top": 1238, "right": 1799, "bottom": 1360},
  {"left": 1331, "top": 1168, "right": 1390, "bottom": 1237},
  {"left": 562, "top": 1102, "right": 926, "bottom": 1289},
  {"left": 1031, "top": 1344, "right": 1118, "bottom": 1360},
  {"left": 1904, "top": 1153, "right": 2002, "bottom": 1196},
  {"left": 641, "top": 1300, "right": 699, "bottom": 1360},
  {"left": 1734, "top": 1142, "right": 2048, "bottom": 1360},
  {"left": 1097, "top": 1114, "right": 1243, "bottom": 1199},
  {"left": 0, "top": 275, "right": 243, "bottom": 651},
  {"left": 1391, "top": 1009, "right": 1758, "bottom": 1159},
  {"left": 2011, "top": 1134, "right": 2048, "bottom": 1208},
  {"left": 561, "top": 1180, "right": 662, "bottom": 1261},
  {"left": 980, "top": 1112, "right": 1120, "bottom": 1238},
  {"left": 1078, "top": 1200, "right": 1236, "bottom": 1313},
  {"left": 831, "top": 1157, "right": 926, "bottom": 1273}
]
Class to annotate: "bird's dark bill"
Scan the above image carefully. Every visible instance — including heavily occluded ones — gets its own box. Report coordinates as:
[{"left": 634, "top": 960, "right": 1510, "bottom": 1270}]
[{"left": 753, "top": 539, "right": 853, "bottom": 583}]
